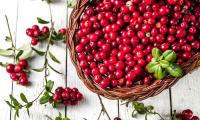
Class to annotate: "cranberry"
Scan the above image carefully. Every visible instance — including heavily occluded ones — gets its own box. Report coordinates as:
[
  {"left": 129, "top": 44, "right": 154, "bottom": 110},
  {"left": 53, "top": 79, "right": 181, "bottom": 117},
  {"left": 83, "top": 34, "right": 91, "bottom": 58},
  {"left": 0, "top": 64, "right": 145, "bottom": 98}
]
[
  {"left": 76, "top": 93, "right": 83, "bottom": 100},
  {"left": 26, "top": 28, "right": 34, "bottom": 37},
  {"left": 19, "top": 77, "right": 29, "bottom": 86},
  {"left": 10, "top": 73, "right": 19, "bottom": 81},
  {"left": 18, "top": 59, "right": 28, "bottom": 68},
  {"left": 33, "top": 30, "right": 41, "bottom": 37},
  {"left": 53, "top": 93, "right": 62, "bottom": 103},
  {"left": 75, "top": 44, "right": 84, "bottom": 53},
  {"left": 6, "top": 64, "right": 15, "bottom": 73},
  {"left": 115, "top": 61, "right": 125, "bottom": 70},
  {"left": 56, "top": 87, "right": 65, "bottom": 94},
  {"left": 191, "top": 116, "right": 199, "bottom": 120},
  {"left": 14, "top": 65, "right": 23, "bottom": 73},
  {"left": 160, "top": 43, "right": 169, "bottom": 51},
  {"left": 159, "top": 6, "right": 169, "bottom": 16},
  {"left": 41, "top": 26, "right": 49, "bottom": 34},
  {"left": 182, "top": 52, "right": 191, "bottom": 60},
  {"left": 32, "top": 25, "right": 39, "bottom": 31},
  {"left": 31, "top": 38, "right": 38, "bottom": 46},
  {"left": 114, "top": 117, "right": 121, "bottom": 120},
  {"left": 99, "top": 66, "right": 108, "bottom": 74},
  {"left": 133, "top": 65, "right": 142, "bottom": 75},
  {"left": 115, "top": 70, "right": 124, "bottom": 79},
  {"left": 182, "top": 109, "right": 193, "bottom": 119},
  {"left": 59, "top": 28, "right": 67, "bottom": 34},
  {"left": 62, "top": 91, "right": 70, "bottom": 100},
  {"left": 191, "top": 41, "right": 200, "bottom": 49},
  {"left": 99, "top": 79, "right": 110, "bottom": 88},
  {"left": 126, "top": 80, "right": 133, "bottom": 87},
  {"left": 144, "top": 77, "right": 152, "bottom": 85}
]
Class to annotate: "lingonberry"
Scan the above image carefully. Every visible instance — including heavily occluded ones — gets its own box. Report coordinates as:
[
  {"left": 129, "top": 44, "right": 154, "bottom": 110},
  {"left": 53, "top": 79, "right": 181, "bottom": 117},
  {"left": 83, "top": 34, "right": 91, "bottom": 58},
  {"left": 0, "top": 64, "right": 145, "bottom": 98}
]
[
  {"left": 59, "top": 28, "right": 67, "bottom": 34},
  {"left": 114, "top": 117, "right": 121, "bottom": 120},
  {"left": 41, "top": 26, "right": 49, "bottom": 34},
  {"left": 10, "top": 73, "right": 19, "bottom": 81},
  {"left": 19, "top": 77, "right": 29, "bottom": 86},
  {"left": 31, "top": 38, "right": 38, "bottom": 46},
  {"left": 18, "top": 59, "right": 28, "bottom": 68},
  {"left": 6, "top": 64, "right": 15, "bottom": 73},
  {"left": 182, "top": 109, "right": 193, "bottom": 119},
  {"left": 191, "top": 116, "right": 200, "bottom": 120},
  {"left": 14, "top": 64, "right": 23, "bottom": 73}
]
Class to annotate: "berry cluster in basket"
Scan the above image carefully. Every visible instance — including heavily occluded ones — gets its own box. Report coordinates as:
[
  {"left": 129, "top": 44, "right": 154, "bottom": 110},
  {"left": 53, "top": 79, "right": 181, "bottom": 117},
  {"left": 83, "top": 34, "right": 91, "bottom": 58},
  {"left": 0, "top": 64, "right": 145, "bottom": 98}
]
[
  {"left": 75, "top": 0, "right": 200, "bottom": 88},
  {"left": 6, "top": 59, "right": 29, "bottom": 86},
  {"left": 26, "top": 25, "right": 66, "bottom": 46},
  {"left": 53, "top": 87, "right": 83, "bottom": 106}
]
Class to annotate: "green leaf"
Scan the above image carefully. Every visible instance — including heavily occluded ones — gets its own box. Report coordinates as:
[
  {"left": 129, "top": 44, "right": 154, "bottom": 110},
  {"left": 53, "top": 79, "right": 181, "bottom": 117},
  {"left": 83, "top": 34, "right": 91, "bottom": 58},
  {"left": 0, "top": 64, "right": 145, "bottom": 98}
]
[
  {"left": 32, "top": 47, "right": 45, "bottom": 56},
  {"left": 145, "top": 113, "right": 148, "bottom": 120},
  {"left": 26, "top": 108, "right": 30, "bottom": 116},
  {"left": 5, "top": 101, "right": 15, "bottom": 108},
  {"left": 31, "top": 67, "right": 45, "bottom": 72},
  {"left": 16, "top": 50, "right": 24, "bottom": 60},
  {"left": 48, "top": 51, "right": 61, "bottom": 64},
  {"left": 5, "top": 36, "right": 12, "bottom": 42},
  {"left": 160, "top": 60, "right": 170, "bottom": 68},
  {"left": 39, "top": 95, "right": 50, "bottom": 104},
  {"left": 0, "top": 62, "right": 7, "bottom": 67},
  {"left": 48, "top": 63, "right": 62, "bottom": 74},
  {"left": 155, "top": 66, "right": 165, "bottom": 80},
  {"left": 163, "top": 50, "right": 177, "bottom": 62},
  {"left": 38, "top": 35, "right": 48, "bottom": 41},
  {"left": 46, "top": 80, "right": 54, "bottom": 92},
  {"left": 17, "top": 44, "right": 31, "bottom": 51},
  {"left": 0, "top": 48, "right": 14, "bottom": 57},
  {"left": 147, "top": 62, "right": 159, "bottom": 73},
  {"left": 20, "top": 49, "right": 33, "bottom": 59},
  {"left": 20, "top": 93, "right": 28, "bottom": 103},
  {"left": 152, "top": 48, "right": 162, "bottom": 59},
  {"left": 167, "top": 64, "right": 183, "bottom": 77},
  {"left": 9, "top": 95, "right": 21, "bottom": 107},
  {"left": 37, "top": 17, "right": 49, "bottom": 24},
  {"left": 26, "top": 102, "right": 32, "bottom": 108},
  {"left": 15, "top": 109, "right": 19, "bottom": 118}
]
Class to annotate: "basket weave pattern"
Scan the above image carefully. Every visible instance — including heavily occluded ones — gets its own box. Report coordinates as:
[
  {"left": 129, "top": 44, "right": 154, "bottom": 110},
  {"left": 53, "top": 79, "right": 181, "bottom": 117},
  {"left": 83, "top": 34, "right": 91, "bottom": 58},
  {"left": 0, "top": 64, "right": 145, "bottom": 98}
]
[{"left": 67, "top": 0, "right": 200, "bottom": 100}]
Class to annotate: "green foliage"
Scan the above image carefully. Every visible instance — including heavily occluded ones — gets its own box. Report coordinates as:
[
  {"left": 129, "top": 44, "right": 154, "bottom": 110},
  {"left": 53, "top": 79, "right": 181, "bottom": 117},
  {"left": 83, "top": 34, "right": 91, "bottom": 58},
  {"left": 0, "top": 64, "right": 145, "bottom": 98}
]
[
  {"left": 37, "top": 17, "right": 49, "bottom": 24},
  {"left": 147, "top": 48, "right": 183, "bottom": 80},
  {"left": 55, "top": 112, "right": 70, "bottom": 120}
]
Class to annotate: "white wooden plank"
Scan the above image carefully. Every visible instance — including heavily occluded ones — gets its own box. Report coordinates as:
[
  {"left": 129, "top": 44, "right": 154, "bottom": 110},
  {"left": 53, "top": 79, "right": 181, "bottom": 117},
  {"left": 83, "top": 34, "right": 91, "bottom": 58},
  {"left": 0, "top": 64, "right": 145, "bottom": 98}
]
[
  {"left": 11, "top": 0, "right": 66, "bottom": 119},
  {"left": 120, "top": 90, "right": 171, "bottom": 120},
  {"left": 67, "top": 8, "right": 118, "bottom": 119},
  {"left": 0, "top": 0, "right": 18, "bottom": 119},
  {"left": 171, "top": 68, "right": 200, "bottom": 116}
]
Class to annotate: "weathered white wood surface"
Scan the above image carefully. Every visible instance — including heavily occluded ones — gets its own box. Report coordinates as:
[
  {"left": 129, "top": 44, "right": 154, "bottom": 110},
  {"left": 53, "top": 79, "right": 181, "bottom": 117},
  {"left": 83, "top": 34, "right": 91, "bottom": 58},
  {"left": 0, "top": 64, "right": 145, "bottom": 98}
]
[{"left": 0, "top": 0, "right": 199, "bottom": 120}]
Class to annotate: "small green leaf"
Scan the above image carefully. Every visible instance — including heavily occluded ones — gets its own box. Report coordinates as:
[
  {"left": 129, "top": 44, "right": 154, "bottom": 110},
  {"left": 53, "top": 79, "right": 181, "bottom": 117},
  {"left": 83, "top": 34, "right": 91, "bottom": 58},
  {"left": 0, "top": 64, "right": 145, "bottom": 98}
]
[
  {"left": 39, "top": 95, "right": 50, "bottom": 104},
  {"left": 16, "top": 50, "right": 24, "bottom": 60},
  {"left": 20, "top": 93, "right": 28, "bottom": 103},
  {"left": 15, "top": 109, "right": 19, "bottom": 118},
  {"left": 31, "top": 67, "right": 45, "bottom": 72},
  {"left": 48, "top": 51, "right": 61, "bottom": 64},
  {"left": 32, "top": 47, "right": 45, "bottom": 56},
  {"left": 26, "top": 102, "right": 32, "bottom": 108},
  {"left": 37, "top": 17, "right": 49, "bottom": 24},
  {"left": 9, "top": 95, "right": 21, "bottom": 107},
  {"left": 17, "top": 44, "right": 31, "bottom": 51},
  {"left": 38, "top": 35, "right": 48, "bottom": 41},
  {"left": 0, "top": 62, "right": 7, "bottom": 67},
  {"left": 155, "top": 66, "right": 165, "bottom": 80},
  {"left": 5, "top": 36, "right": 12, "bottom": 42},
  {"left": 46, "top": 80, "right": 54, "bottom": 92},
  {"left": 48, "top": 63, "right": 62, "bottom": 74},
  {"left": 160, "top": 60, "right": 170, "bottom": 68},
  {"left": 26, "top": 108, "right": 30, "bottom": 116},
  {"left": 0, "top": 48, "right": 14, "bottom": 57},
  {"left": 152, "top": 48, "right": 162, "bottom": 59},
  {"left": 163, "top": 50, "right": 177, "bottom": 62},
  {"left": 147, "top": 62, "right": 159, "bottom": 73},
  {"left": 20, "top": 49, "right": 33, "bottom": 59},
  {"left": 167, "top": 64, "right": 183, "bottom": 77},
  {"left": 5, "top": 101, "right": 15, "bottom": 108}
]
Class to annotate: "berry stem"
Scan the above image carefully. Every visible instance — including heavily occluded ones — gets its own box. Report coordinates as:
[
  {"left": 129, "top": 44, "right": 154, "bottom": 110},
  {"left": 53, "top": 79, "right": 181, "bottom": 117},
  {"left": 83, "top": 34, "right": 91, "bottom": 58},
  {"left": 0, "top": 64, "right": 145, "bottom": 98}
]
[{"left": 97, "top": 95, "right": 111, "bottom": 120}]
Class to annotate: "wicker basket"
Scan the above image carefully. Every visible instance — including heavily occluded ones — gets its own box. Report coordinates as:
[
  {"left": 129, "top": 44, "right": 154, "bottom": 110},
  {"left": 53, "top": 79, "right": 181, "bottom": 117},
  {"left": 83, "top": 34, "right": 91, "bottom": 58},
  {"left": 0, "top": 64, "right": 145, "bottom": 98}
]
[{"left": 67, "top": 0, "right": 200, "bottom": 101}]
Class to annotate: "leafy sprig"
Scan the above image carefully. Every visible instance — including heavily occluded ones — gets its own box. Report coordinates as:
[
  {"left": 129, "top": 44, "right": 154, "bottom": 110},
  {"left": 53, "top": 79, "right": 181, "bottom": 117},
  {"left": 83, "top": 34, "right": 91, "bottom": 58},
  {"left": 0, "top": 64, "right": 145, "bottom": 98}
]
[{"left": 147, "top": 48, "right": 183, "bottom": 80}]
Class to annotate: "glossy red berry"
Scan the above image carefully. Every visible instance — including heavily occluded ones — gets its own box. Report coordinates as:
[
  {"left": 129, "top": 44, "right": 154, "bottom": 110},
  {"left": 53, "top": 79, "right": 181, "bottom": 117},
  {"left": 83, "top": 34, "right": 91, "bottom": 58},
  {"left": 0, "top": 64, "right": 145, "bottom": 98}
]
[
  {"left": 18, "top": 59, "right": 28, "bottom": 68},
  {"left": 59, "top": 28, "right": 67, "bottom": 34},
  {"left": 191, "top": 116, "right": 199, "bottom": 120},
  {"left": 19, "top": 77, "right": 29, "bottom": 86},
  {"left": 41, "top": 26, "right": 49, "bottom": 34},
  {"left": 14, "top": 65, "right": 23, "bottom": 73},
  {"left": 182, "top": 109, "right": 193, "bottom": 119},
  {"left": 31, "top": 38, "right": 38, "bottom": 46},
  {"left": 6, "top": 64, "right": 15, "bottom": 73},
  {"left": 10, "top": 73, "right": 19, "bottom": 81}
]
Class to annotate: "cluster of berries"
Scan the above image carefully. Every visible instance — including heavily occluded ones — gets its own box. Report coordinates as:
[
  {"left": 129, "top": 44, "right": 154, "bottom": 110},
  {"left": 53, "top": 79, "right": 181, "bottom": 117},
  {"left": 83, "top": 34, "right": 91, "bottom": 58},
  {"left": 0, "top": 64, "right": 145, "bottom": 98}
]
[
  {"left": 6, "top": 59, "right": 29, "bottom": 86},
  {"left": 53, "top": 87, "right": 83, "bottom": 106},
  {"left": 26, "top": 25, "right": 67, "bottom": 46}
]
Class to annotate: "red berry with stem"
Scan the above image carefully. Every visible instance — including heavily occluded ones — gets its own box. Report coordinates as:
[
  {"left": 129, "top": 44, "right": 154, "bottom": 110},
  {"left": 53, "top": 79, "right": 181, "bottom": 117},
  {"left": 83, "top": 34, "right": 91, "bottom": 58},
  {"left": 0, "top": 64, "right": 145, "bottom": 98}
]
[
  {"left": 19, "top": 77, "right": 29, "bottom": 86},
  {"left": 31, "top": 38, "right": 38, "bottom": 46},
  {"left": 10, "top": 73, "right": 19, "bottom": 81},
  {"left": 41, "top": 26, "right": 49, "bottom": 34},
  {"left": 18, "top": 59, "right": 28, "bottom": 68}
]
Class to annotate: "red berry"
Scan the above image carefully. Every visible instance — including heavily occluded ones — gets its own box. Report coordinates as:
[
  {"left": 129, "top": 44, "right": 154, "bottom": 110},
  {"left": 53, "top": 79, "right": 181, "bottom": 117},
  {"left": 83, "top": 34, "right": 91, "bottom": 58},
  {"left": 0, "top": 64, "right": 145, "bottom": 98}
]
[
  {"left": 41, "top": 26, "right": 49, "bottom": 34},
  {"left": 26, "top": 28, "right": 34, "bottom": 37},
  {"left": 114, "top": 117, "right": 121, "bottom": 120},
  {"left": 19, "top": 77, "right": 29, "bottom": 86},
  {"left": 76, "top": 93, "right": 83, "bottom": 100},
  {"left": 99, "top": 79, "right": 110, "bottom": 88},
  {"left": 31, "top": 38, "right": 38, "bottom": 46},
  {"left": 56, "top": 87, "right": 65, "bottom": 94},
  {"left": 191, "top": 116, "right": 199, "bottom": 120},
  {"left": 182, "top": 109, "right": 193, "bottom": 119},
  {"left": 53, "top": 93, "right": 62, "bottom": 103},
  {"left": 18, "top": 59, "right": 28, "bottom": 68},
  {"left": 32, "top": 25, "right": 39, "bottom": 31},
  {"left": 59, "top": 28, "right": 67, "bottom": 34},
  {"left": 62, "top": 91, "right": 70, "bottom": 100},
  {"left": 14, "top": 65, "right": 23, "bottom": 73},
  {"left": 10, "top": 73, "right": 19, "bottom": 81},
  {"left": 6, "top": 64, "right": 15, "bottom": 73}
]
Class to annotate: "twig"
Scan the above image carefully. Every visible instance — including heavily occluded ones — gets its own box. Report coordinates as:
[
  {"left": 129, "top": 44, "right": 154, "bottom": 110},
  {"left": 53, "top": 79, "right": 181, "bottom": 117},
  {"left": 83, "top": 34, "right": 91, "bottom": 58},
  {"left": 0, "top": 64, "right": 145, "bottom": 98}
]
[{"left": 97, "top": 95, "right": 111, "bottom": 120}]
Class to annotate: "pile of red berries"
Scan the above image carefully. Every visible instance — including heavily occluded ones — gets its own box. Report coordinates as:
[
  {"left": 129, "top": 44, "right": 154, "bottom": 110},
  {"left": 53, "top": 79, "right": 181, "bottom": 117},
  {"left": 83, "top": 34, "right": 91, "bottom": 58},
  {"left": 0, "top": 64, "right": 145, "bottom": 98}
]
[
  {"left": 26, "top": 25, "right": 67, "bottom": 46},
  {"left": 6, "top": 59, "right": 29, "bottom": 86},
  {"left": 75, "top": 0, "right": 200, "bottom": 88},
  {"left": 177, "top": 109, "right": 199, "bottom": 120},
  {"left": 53, "top": 87, "right": 83, "bottom": 106}
]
